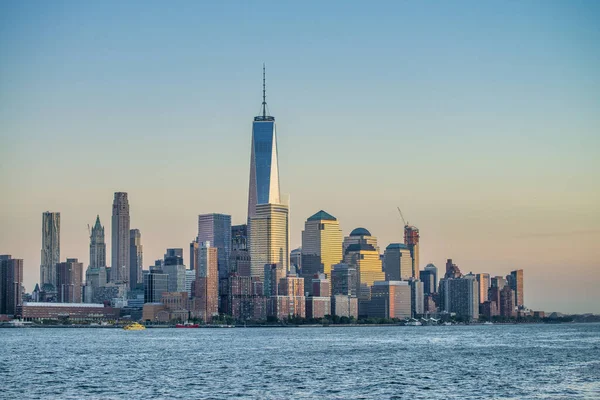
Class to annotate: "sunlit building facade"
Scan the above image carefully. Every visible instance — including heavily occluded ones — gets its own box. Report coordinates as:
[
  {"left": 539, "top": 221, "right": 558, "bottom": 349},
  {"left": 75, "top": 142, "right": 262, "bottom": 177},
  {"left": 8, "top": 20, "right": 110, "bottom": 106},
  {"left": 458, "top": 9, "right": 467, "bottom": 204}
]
[
  {"left": 301, "top": 210, "right": 343, "bottom": 283},
  {"left": 249, "top": 203, "right": 289, "bottom": 279},
  {"left": 383, "top": 243, "right": 413, "bottom": 281}
]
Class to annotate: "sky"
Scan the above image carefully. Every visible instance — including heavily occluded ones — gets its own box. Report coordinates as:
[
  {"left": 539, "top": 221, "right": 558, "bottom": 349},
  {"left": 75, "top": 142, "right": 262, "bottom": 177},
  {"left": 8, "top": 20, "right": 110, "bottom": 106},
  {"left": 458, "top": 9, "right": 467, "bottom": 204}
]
[{"left": 1, "top": 1, "right": 599, "bottom": 313}]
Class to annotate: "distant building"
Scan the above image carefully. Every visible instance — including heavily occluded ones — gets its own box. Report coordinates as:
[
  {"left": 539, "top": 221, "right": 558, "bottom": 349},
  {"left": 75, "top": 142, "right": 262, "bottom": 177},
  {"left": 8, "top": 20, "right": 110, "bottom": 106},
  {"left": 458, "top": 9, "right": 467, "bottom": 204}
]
[
  {"left": 476, "top": 273, "right": 490, "bottom": 304},
  {"left": 499, "top": 286, "right": 516, "bottom": 318},
  {"left": 306, "top": 297, "right": 331, "bottom": 319},
  {"left": 264, "top": 263, "right": 286, "bottom": 297},
  {"left": 185, "top": 269, "right": 195, "bottom": 297},
  {"left": 189, "top": 241, "right": 199, "bottom": 271},
  {"left": 344, "top": 239, "right": 384, "bottom": 299},
  {"left": 342, "top": 227, "right": 380, "bottom": 255},
  {"left": 231, "top": 224, "right": 248, "bottom": 251},
  {"left": 230, "top": 224, "right": 250, "bottom": 277},
  {"left": 162, "top": 264, "right": 186, "bottom": 293},
  {"left": 41, "top": 211, "right": 60, "bottom": 293},
  {"left": 85, "top": 216, "right": 107, "bottom": 300},
  {"left": 331, "top": 263, "right": 358, "bottom": 297},
  {"left": 331, "top": 295, "right": 358, "bottom": 319},
  {"left": 19, "top": 302, "right": 118, "bottom": 321},
  {"left": 249, "top": 203, "right": 289, "bottom": 279},
  {"left": 226, "top": 274, "right": 266, "bottom": 322},
  {"left": 92, "top": 282, "right": 127, "bottom": 305},
  {"left": 56, "top": 258, "right": 83, "bottom": 303},
  {"left": 290, "top": 247, "right": 302, "bottom": 274},
  {"left": 367, "top": 281, "right": 412, "bottom": 320},
  {"left": 129, "top": 229, "right": 143, "bottom": 288},
  {"left": 301, "top": 210, "right": 343, "bottom": 287},
  {"left": 509, "top": 269, "right": 524, "bottom": 308},
  {"left": 444, "top": 259, "right": 462, "bottom": 279},
  {"left": 0, "top": 256, "right": 23, "bottom": 316},
  {"left": 198, "top": 214, "right": 232, "bottom": 279},
  {"left": 410, "top": 279, "right": 424, "bottom": 317},
  {"left": 439, "top": 274, "right": 479, "bottom": 321},
  {"left": 111, "top": 192, "right": 130, "bottom": 285},
  {"left": 383, "top": 243, "right": 413, "bottom": 281},
  {"left": 404, "top": 225, "right": 420, "bottom": 278},
  {"left": 143, "top": 271, "right": 168, "bottom": 303},
  {"left": 491, "top": 276, "right": 507, "bottom": 290},
  {"left": 422, "top": 263, "right": 438, "bottom": 294},
  {"left": 193, "top": 242, "right": 219, "bottom": 322},
  {"left": 311, "top": 273, "right": 331, "bottom": 297}
]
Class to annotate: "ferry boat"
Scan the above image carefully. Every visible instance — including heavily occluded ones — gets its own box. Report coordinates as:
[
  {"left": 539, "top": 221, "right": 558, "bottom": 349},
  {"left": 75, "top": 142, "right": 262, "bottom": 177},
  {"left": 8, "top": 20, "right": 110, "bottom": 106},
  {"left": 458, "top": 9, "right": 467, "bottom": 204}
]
[
  {"left": 123, "top": 322, "right": 145, "bottom": 331},
  {"left": 405, "top": 319, "right": 422, "bottom": 326},
  {"left": 176, "top": 322, "right": 199, "bottom": 328}
]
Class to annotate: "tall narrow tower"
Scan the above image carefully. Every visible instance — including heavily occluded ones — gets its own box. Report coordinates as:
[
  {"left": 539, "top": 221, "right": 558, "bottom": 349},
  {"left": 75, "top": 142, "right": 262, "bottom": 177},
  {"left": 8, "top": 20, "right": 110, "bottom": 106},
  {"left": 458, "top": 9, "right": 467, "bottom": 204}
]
[
  {"left": 41, "top": 211, "right": 60, "bottom": 291},
  {"left": 111, "top": 192, "right": 130, "bottom": 285},
  {"left": 247, "top": 64, "right": 281, "bottom": 222},
  {"left": 89, "top": 215, "right": 106, "bottom": 270}
]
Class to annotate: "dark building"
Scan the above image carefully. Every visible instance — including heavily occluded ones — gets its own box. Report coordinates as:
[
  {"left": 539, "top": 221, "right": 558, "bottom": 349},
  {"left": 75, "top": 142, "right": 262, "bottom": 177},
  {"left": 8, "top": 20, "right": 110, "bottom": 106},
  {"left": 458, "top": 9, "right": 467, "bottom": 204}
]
[
  {"left": 189, "top": 241, "right": 199, "bottom": 270},
  {"left": 0, "top": 256, "right": 23, "bottom": 316},
  {"left": 231, "top": 224, "right": 248, "bottom": 251},
  {"left": 444, "top": 259, "right": 462, "bottom": 279},
  {"left": 129, "top": 229, "right": 143, "bottom": 288},
  {"left": 331, "top": 263, "right": 358, "bottom": 297},
  {"left": 509, "top": 269, "right": 524, "bottom": 308},
  {"left": 420, "top": 269, "right": 436, "bottom": 295},
  {"left": 499, "top": 286, "right": 516, "bottom": 318},
  {"left": 56, "top": 258, "right": 83, "bottom": 303},
  {"left": 144, "top": 272, "right": 168, "bottom": 303}
]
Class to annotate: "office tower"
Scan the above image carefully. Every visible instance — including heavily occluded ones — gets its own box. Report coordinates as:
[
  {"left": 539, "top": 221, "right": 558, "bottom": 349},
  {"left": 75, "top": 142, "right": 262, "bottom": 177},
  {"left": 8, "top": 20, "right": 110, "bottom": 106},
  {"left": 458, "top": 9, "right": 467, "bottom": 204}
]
[
  {"left": 404, "top": 225, "right": 420, "bottom": 278},
  {"left": 290, "top": 248, "right": 302, "bottom": 273},
  {"left": 383, "top": 243, "right": 413, "bottom": 281},
  {"left": 444, "top": 259, "right": 462, "bottom": 279},
  {"left": 247, "top": 65, "right": 281, "bottom": 223},
  {"left": 0, "top": 256, "right": 23, "bottom": 316},
  {"left": 185, "top": 269, "right": 195, "bottom": 297},
  {"left": 144, "top": 272, "right": 168, "bottom": 303},
  {"left": 189, "top": 241, "right": 199, "bottom": 270},
  {"left": 56, "top": 258, "right": 83, "bottom": 303},
  {"left": 230, "top": 225, "right": 251, "bottom": 277},
  {"left": 162, "top": 261, "right": 186, "bottom": 294},
  {"left": 111, "top": 192, "right": 130, "bottom": 285},
  {"left": 85, "top": 216, "right": 107, "bottom": 293},
  {"left": 198, "top": 214, "right": 232, "bottom": 279},
  {"left": 301, "top": 210, "right": 343, "bottom": 281},
  {"left": 129, "top": 229, "right": 143, "bottom": 289},
  {"left": 476, "top": 273, "right": 490, "bottom": 304},
  {"left": 500, "top": 286, "right": 516, "bottom": 317},
  {"left": 249, "top": 203, "right": 289, "bottom": 278},
  {"left": 343, "top": 239, "right": 384, "bottom": 297},
  {"left": 410, "top": 279, "right": 424, "bottom": 317},
  {"left": 439, "top": 275, "right": 479, "bottom": 321},
  {"left": 510, "top": 269, "right": 524, "bottom": 308},
  {"left": 194, "top": 242, "right": 219, "bottom": 322},
  {"left": 491, "top": 276, "right": 507, "bottom": 290},
  {"left": 420, "top": 269, "right": 435, "bottom": 296},
  {"left": 331, "top": 263, "right": 358, "bottom": 297},
  {"left": 424, "top": 263, "right": 438, "bottom": 293},
  {"left": 165, "top": 248, "right": 183, "bottom": 259},
  {"left": 368, "top": 281, "right": 412, "bottom": 319},
  {"left": 41, "top": 211, "right": 60, "bottom": 292},
  {"left": 342, "top": 228, "right": 380, "bottom": 255}
]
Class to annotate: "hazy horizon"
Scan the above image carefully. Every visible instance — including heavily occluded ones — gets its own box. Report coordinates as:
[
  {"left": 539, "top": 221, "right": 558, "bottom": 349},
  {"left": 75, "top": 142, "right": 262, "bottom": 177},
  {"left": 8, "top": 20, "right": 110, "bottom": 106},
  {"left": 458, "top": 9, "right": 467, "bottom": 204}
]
[{"left": 1, "top": 1, "right": 599, "bottom": 314}]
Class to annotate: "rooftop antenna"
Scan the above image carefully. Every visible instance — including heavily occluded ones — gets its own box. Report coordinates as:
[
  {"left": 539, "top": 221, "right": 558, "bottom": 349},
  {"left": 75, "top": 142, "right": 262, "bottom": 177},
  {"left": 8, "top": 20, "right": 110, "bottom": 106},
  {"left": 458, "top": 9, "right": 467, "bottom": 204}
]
[{"left": 262, "top": 63, "right": 267, "bottom": 119}]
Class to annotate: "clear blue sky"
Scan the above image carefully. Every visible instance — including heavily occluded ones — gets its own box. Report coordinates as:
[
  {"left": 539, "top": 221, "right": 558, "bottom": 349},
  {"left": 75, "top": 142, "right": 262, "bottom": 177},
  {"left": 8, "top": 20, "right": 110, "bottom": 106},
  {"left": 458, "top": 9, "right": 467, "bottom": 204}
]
[{"left": 1, "top": 1, "right": 599, "bottom": 313}]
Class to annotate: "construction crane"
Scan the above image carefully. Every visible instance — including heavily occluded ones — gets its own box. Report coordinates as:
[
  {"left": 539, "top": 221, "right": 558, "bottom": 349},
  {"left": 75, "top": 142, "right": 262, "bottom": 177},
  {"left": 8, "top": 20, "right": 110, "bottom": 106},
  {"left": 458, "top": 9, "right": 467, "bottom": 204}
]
[{"left": 397, "top": 207, "right": 408, "bottom": 227}]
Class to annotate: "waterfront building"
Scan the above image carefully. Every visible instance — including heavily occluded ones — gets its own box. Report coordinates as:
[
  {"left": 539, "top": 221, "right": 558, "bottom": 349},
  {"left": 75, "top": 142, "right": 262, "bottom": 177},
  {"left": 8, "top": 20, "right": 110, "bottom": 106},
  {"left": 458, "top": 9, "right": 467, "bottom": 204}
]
[
  {"left": 301, "top": 210, "right": 343, "bottom": 285},
  {"left": 0, "top": 256, "right": 23, "bottom": 316},
  {"left": 331, "top": 295, "right": 358, "bottom": 319},
  {"left": 481, "top": 300, "right": 499, "bottom": 319},
  {"left": 342, "top": 227, "right": 380, "bottom": 255},
  {"left": 500, "top": 286, "right": 516, "bottom": 318},
  {"left": 249, "top": 203, "right": 289, "bottom": 278},
  {"left": 111, "top": 192, "right": 130, "bottom": 286},
  {"left": 344, "top": 241, "right": 384, "bottom": 298},
  {"left": 422, "top": 263, "right": 438, "bottom": 294},
  {"left": 193, "top": 242, "right": 219, "bottom": 322},
  {"left": 509, "top": 269, "right": 524, "bottom": 308},
  {"left": 41, "top": 211, "right": 60, "bottom": 293},
  {"left": 476, "top": 273, "right": 490, "bottom": 304},
  {"left": 129, "top": 229, "right": 143, "bottom": 288},
  {"left": 306, "top": 296, "right": 331, "bottom": 319},
  {"left": 92, "top": 282, "right": 127, "bottom": 305},
  {"left": 56, "top": 258, "right": 83, "bottom": 303},
  {"left": 142, "top": 303, "right": 169, "bottom": 323},
  {"left": 18, "top": 302, "right": 119, "bottom": 321},
  {"left": 198, "top": 214, "right": 231, "bottom": 279},
  {"left": 160, "top": 292, "right": 190, "bottom": 318},
  {"left": 143, "top": 271, "right": 168, "bottom": 303},
  {"left": 383, "top": 243, "right": 413, "bottom": 281},
  {"left": 331, "top": 263, "right": 358, "bottom": 297},
  {"left": 312, "top": 273, "right": 331, "bottom": 297},
  {"left": 226, "top": 274, "right": 266, "bottom": 322},
  {"left": 439, "top": 274, "right": 479, "bottom": 321},
  {"left": 410, "top": 279, "right": 424, "bottom": 317},
  {"left": 367, "top": 281, "right": 412, "bottom": 320}
]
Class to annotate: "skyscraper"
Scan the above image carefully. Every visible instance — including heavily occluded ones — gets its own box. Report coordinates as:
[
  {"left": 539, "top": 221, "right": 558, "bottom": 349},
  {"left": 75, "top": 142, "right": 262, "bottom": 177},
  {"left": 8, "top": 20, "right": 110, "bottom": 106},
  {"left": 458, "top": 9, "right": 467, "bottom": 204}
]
[
  {"left": 111, "top": 192, "right": 130, "bottom": 285},
  {"left": 56, "top": 258, "right": 83, "bottom": 303},
  {"left": 189, "top": 240, "right": 199, "bottom": 271},
  {"left": 247, "top": 65, "right": 280, "bottom": 222},
  {"left": 383, "top": 243, "right": 413, "bottom": 281},
  {"left": 509, "top": 269, "right": 524, "bottom": 308},
  {"left": 194, "top": 242, "right": 219, "bottom": 321},
  {"left": 476, "top": 273, "right": 490, "bottom": 304},
  {"left": 41, "top": 211, "right": 60, "bottom": 292},
  {"left": 301, "top": 210, "right": 343, "bottom": 284},
  {"left": 85, "top": 216, "right": 107, "bottom": 295},
  {"left": 198, "top": 213, "right": 232, "bottom": 279},
  {"left": 0, "top": 255, "right": 23, "bottom": 316},
  {"left": 344, "top": 235, "right": 384, "bottom": 298},
  {"left": 342, "top": 227, "right": 380, "bottom": 255},
  {"left": 439, "top": 274, "right": 479, "bottom": 321},
  {"left": 404, "top": 225, "right": 420, "bottom": 278},
  {"left": 249, "top": 203, "right": 289, "bottom": 279},
  {"left": 423, "top": 263, "right": 438, "bottom": 294},
  {"left": 129, "top": 229, "right": 143, "bottom": 288}
]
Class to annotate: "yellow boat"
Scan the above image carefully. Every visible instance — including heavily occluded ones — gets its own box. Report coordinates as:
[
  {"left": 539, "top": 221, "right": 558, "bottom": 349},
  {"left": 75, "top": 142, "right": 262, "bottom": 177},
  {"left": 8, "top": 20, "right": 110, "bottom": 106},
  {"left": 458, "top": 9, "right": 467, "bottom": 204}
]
[{"left": 123, "top": 322, "right": 145, "bottom": 331}]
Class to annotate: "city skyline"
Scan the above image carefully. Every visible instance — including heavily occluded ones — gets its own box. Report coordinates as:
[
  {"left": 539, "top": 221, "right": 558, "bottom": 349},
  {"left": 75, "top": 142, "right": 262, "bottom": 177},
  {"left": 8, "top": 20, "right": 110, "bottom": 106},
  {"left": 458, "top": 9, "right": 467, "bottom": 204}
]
[{"left": 1, "top": 2, "right": 599, "bottom": 314}]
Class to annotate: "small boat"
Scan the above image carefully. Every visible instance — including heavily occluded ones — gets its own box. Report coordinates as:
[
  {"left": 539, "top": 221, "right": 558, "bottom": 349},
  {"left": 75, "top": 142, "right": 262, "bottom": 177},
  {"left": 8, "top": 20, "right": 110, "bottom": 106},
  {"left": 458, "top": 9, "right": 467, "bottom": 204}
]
[
  {"left": 176, "top": 322, "right": 199, "bottom": 328},
  {"left": 123, "top": 322, "right": 145, "bottom": 331},
  {"left": 405, "top": 319, "right": 422, "bottom": 326},
  {"left": 483, "top": 321, "right": 493, "bottom": 325}
]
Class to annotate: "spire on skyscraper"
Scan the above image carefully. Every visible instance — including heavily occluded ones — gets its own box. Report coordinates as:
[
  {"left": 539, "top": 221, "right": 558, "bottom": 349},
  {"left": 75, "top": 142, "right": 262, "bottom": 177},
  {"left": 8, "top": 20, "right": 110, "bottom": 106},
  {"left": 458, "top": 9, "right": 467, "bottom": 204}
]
[{"left": 262, "top": 63, "right": 267, "bottom": 119}]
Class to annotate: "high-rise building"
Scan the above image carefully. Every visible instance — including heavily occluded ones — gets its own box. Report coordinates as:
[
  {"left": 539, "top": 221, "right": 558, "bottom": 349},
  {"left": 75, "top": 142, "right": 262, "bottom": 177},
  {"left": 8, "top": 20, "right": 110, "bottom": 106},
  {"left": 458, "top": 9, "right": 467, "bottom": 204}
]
[
  {"left": 383, "top": 243, "right": 413, "bottom": 281},
  {"left": 249, "top": 203, "right": 289, "bottom": 279},
  {"left": 0, "top": 256, "right": 23, "bottom": 316},
  {"left": 404, "top": 225, "right": 420, "bottom": 278},
  {"left": 111, "top": 192, "right": 130, "bottom": 285},
  {"left": 367, "top": 281, "right": 412, "bottom": 319},
  {"left": 509, "top": 269, "right": 524, "bottom": 308},
  {"left": 189, "top": 241, "right": 199, "bottom": 271},
  {"left": 476, "top": 273, "right": 490, "bottom": 304},
  {"left": 247, "top": 65, "right": 281, "bottom": 223},
  {"left": 129, "top": 229, "right": 143, "bottom": 289},
  {"left": 420, "top": 269, "right": 435, "bottom": 296},
  {"left": 194, "top": 242, "right": 219, "bottom": 322},
  {"left": 342, "top": 228, "right": 380, "bottom": 255},
  {"left": 198, "top": 214, "right": 232, "bottom": 279},
  {"left": 290, "top": 247, "right": 302, "bottom": 273},
  {"left": 86, "top": 216, "right": 107, "bottom": 294},
  {"left": 231, "top": 225, "right": 248, "bottom": 251},
  {"left": 301, "top": 210, "right": 343, "bottom": 284},
  {"left": 410, "top": 279, "right": 424, "bottom": 317},
  {"left": 143, "top": 272, "right": 168, "bottom": 303},
  {"left": 185, "top": 269, "right": 195, "bottom": 297},
  {"left": 491, "top": 276, "right": 507, "bottom": 290},
  {"left": 331, "top": 263, "right": 358, "bottom": 297},
  {"left": 439, "top": 275, "right": 479, "bottom": 321},
  {"left": 230, "top": 225, "right": 251, "bottom": 277},
  {"left": 500, "top": 286, "right": 516, "bottom": 318},
  {"left": 423, "top": 263, "right": 438, "bottom": 293},
  {"left": 344, "top": 239, "right": 384, "bottom": 298},
  {"left": 41, "top": 211, "right": 60, "bottom": 292},
  {"left": 444, "top": 259, "right": 462, "bottom": 279},
  {"left": 56, "top": 258, "right": 83, "bottom": 303},
  {"left": 165, "top": 248, "right": 184, "bottom": 259},
  {"left": 264, "top": 263, "right": 286, "bottom": 297}
]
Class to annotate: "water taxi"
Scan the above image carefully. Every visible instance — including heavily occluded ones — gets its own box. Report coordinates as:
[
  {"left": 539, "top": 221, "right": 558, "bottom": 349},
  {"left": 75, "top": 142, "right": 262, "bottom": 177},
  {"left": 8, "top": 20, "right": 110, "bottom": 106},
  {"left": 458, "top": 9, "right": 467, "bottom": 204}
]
[
  {"left": 123, "top": 322, "right": 145, "bottom": 331},
  {"left": 176, "top": 322, "right": 200, "bottom": 328}
]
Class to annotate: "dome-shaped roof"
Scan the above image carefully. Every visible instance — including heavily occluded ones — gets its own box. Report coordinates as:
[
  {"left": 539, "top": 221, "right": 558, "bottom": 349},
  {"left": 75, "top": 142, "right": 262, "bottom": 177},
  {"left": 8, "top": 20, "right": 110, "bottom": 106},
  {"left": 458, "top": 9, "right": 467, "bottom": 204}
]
[{"left": 350, "top": 227, "right": 371, "bottom": 237}]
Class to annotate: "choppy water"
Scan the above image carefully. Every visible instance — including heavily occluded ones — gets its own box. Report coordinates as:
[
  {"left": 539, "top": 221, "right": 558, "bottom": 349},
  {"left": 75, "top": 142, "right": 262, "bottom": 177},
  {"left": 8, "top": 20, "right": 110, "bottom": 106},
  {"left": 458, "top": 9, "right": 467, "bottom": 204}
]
[{"left": 1, "top": 323, "right": 599, "bottom": 399}]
